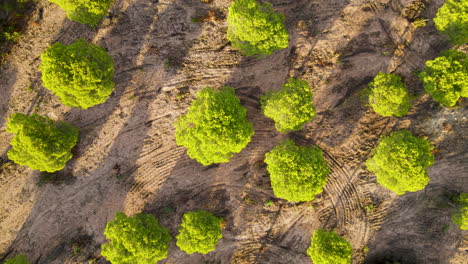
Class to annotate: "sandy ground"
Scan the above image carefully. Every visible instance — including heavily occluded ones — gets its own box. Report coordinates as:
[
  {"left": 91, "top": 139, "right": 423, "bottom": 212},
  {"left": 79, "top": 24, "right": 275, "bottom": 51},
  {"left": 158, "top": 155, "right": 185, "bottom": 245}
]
[{"left": 0, "top": 0, "right": 466, "bottom": 263}]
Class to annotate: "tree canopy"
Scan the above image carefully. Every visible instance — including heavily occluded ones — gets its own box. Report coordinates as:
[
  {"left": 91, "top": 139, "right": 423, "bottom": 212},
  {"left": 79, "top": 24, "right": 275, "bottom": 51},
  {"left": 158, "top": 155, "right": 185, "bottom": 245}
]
[
  {"left": 6, "top": 113, "right": 79, "bottom": 172},
  {"left": 264, "top": 139, "right": 329, "bottom": 202},
  {"left": 452, "top": 193, "right": 468, "bottom": 230},
  {"left": 433, "top": 0, "right": 468, "bottom": 45},
  {"left": 101, "top": 212, "right": 172, "bottom": 264},
  {"left": 4, "top": 255, "right": 29, "bottom": 264},
  {"left": 306, "top": 229, "right": 353, "bottom": 264},
  {"left": 40, "top": 38, "right": 115, "bottom": 109},
  {"left": 175, "top": 87, "right": 254, "bottom": 166},
  {"left": 227, "top": 0, "right": 289, "bottom": 56},
  {"left": 261, "top": 78, "right": 315, "bottom": 133},
  {"left": 366, "top": 130, "right": 434, "bottom": 195},
  {"left": 47, "top": 0, "right": 112, "bottom": 26},
  {"left": 368, "top": 72, "right": 411, "bottom": 117},
  {"left": 419, "top": 50, "right": 467, "bottom": 107},
  {"left": 176, "top": 210, "right": 223, "bottom": 254}
]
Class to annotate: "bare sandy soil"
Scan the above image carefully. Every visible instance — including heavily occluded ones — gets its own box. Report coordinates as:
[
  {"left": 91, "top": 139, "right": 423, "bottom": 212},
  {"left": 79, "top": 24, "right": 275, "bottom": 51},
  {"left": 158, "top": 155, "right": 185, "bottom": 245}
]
[{"left": 0, "top": 0, "right": 466, "bottom": 263}]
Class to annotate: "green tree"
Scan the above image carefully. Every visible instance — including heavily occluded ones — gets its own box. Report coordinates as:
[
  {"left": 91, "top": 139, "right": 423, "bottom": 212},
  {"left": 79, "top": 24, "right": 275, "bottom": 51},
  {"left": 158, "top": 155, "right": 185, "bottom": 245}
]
[
  {"left": 40, "top": 38, "right": 115, "bottom": 109},
  {"left": 175, "top": 87, "right": 254, "bottom": 166},
  {"left": 368, "top": 72, "right": 411, "bottom": 117},
  {"left": 4, "top": 255, "right": 29, "bottom": 264},
  {"left": 419, "top": 50, "right": 467, "bottom": 107},
  {"left": 176, "top": 210, "right": 223, "bottom": 254},
  {"left": 101, "top": 212, "right": 172, "bottom": 264},
  {"left": 366, "top": 130, "right": 434, "bottom": 195},
  {"left": 227, "top": 0, "right": 289, "bottom": 56},
  {"left": 452, "top": 193, "right": 468, "bottom": 230},
  {"left": 261, "top": 78, "right": 315, "bottom": 133},
  {"left": 6, "top": 113, "right": 79, "bottom": 172},
  {"left": 433, "top": 0, "right": 468, "bottom": 45},
  {"left": 306, "top": 229, "right": 353, "bottom": 264},
  {"left": 264, "top": 139, "right": 329, "bottom": 202},
  {"left": 47, "top": 0, "right": 112, "bottom": 26}
]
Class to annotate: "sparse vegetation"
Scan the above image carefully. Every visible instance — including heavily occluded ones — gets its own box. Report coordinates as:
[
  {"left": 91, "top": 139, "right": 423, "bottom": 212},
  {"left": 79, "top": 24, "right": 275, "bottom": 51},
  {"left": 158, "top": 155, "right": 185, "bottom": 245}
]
[
  {"left": 40, "top": 38, "right": 115, "bottom": 109},
  {"left": 261, "top": 78, "right": 315, "bottom": 133},
  {"left": 307, "top": 229, "right": 353, "bottom": 264},
  {"left": 4, "top": 255, "right": 29, "bottom": 264},
  {"left": 366, "top": 130, "right": 434, "bottom": 195},
  {"left": 227, "top": 0, "right": 289, "bottom": 56},
  {"left": 433, "top": 0, "right": 468, "bottom": 45},
  {"left": 419, "top": 50, "right": 467, "bottom": 107},
  {"left": 175, "top": 87, "right": 254, "bottom": 166},
  {"left": 264, "top": 139, "right": 330, "bottom": 202},
  {"left": 47, "top": 0, "right": 112, "bottom": 26},
  {"left": 176, "top": 210, "right": 223, "bottom": 254},
  {"left": 452, "top": 193, "right": 468, "bottom": 230},
  {"left": 6, "top": 113, "right": 79, "bottom": 172},
  {"left": 101, "top": 212, "right": 172, "bottom": 264},
  {"left": 367, "top": 72, "right": 411, "bottom": 117}
]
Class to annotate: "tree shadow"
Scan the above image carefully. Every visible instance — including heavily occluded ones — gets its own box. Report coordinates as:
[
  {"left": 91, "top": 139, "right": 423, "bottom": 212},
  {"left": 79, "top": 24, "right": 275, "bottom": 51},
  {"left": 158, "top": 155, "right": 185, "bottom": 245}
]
[{"left": 3, "top": 0, "right": 207, "bottom": 262}]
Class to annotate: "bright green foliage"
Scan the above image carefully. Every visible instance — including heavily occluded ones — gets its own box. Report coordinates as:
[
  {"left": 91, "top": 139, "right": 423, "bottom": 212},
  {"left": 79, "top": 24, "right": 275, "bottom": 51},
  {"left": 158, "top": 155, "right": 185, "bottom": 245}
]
[
  {"left": 261, "top": 78, "right": 315, "bottom": 133},
  {"left": 176, "top": 210, "right": 223, "bottom": 254},
  {"left": 175, "top": 87, "right": 254, "bottom": 166},
  {"left": 40, "top": 38, "right": 115, "bottom": 109},
  {"left": 101, "top": 212, "right": 172, "bottom": 264},
  {"left": 264, "top": 139, "right": 329, "bottom": 202},
  {"left": 4, "top": 255, "right": 29, "bottom": 264},
  {"left": 48, "top": 0, "right": 112, "bottom": 26},
  {"left": 6, "top": 113, "right": 79, "bottom": 172},
  {"left": 227, "top": 0, "right": 289, "bottom": 56},
  {"left": 306, "top": 229, "right": 353, "bottom": 264},
  {"left": 368, "top": 72, "right": 411, "bottom": 117},
  {"left": 366, "top": 130, "right": 434, "bottom": 195},
  {"left": 419, "top": 50, "right": 468, "bottom": 107},
  {"left": 452, "top": 193, "right": 468, "bottom": 230},
  {"left": 433, "top": 0, "right": 468, "bottom": 45}
]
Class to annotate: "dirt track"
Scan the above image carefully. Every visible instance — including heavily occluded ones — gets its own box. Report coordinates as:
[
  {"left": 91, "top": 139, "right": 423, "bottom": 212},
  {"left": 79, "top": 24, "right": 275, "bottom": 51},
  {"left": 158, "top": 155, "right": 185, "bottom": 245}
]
[{"left": 0, "top": 0, "right": 467, "bottom": 263}]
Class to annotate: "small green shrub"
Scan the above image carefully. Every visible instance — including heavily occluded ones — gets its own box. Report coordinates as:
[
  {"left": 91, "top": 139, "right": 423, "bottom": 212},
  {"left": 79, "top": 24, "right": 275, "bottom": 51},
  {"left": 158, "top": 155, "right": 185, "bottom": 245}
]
[
  {"left": 306, "top": 229, "right": 353, "bottom": 264},
  {"left": 175, "top": 87, "right": 254, "bottom": 166},
  {"left": 368, "top": 72, "right": 411, "bottom": 117},
  {"left": 4, "top": 255, "right": 29, "bottom": 264},
  {"left": 452, "top": 193, "right": 468, "bottom": 230},
  {"left": 433, "top": 0, "right": 468, "bottom": 45},
  {"left": 261, "top": 78, "right": 315, "bottom": 133},
  {"left": 48, "top": 0, "right": 112, "bottom": 26},
  {"left": 40, "top": 38, "right": 115, "bottom": 109},
  {"left": 227, "top": 0, "right": 289, "bottom": 56},
  {"left": 6, "top": 113, "right": 78, "bottom": 172},
  {"left": 366, "top": 130, "right": 434, "bottom": 195},
  {"left": 419, "top": 50, "right": 467, "bottom": 107},
  {"left": 264, "top": 139, "right": 329, "bottom": 202},
  {"left": 101, "top": 212, "right": 172, "bottom": 264},
  {"left": 176, "top": 210, "right": 223, "bottom": 254}
]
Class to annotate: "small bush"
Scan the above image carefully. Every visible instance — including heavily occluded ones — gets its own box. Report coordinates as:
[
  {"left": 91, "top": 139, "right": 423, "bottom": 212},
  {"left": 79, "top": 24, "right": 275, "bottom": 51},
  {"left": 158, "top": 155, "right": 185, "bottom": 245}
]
[
  {"left": 101, "top": 212, "right": 172, "bottom": 264},
  {"left": 452, "top": 193, "right": 468, "bottom": 230},
  {"left": 47, "top": 0, "right": 112, "bottom": 26},
  {"left": 40, "top": 38, "right": 115, "bottom": 109},
  {"left": 175, "top": 87, "right": 254, "bottom": 166},
  {"left": 176, "top": 210, "right": 223, "bottom": 254},
  {"left": 366, "top": 130, "right": 434, "bottom": 195},
  {"left": 4, "top": 255, "right": 29, "bottom": 264},
  {"left": 419, "top": 50, "right": 467, "bottom": 107},
  {"left": 368, "top": 72, "right": 411, "bottom": 117},
  {"left": 264, "top": 139, "right": 329, "bottom": 202},
  {"left": 307, "top": 229, "right": 353, "bottom": 264},
  {"left": 6, "top": 113, "right": 78, "bottom": 172},
  {"left": 227, "top": 0, "right": 289, "bottom": 56},
  {"left": 433, "top": 0, "right": 468, "bottom": 45},
  {"left": 261, "top": 78, "right": 315, "bottom": 133}
]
